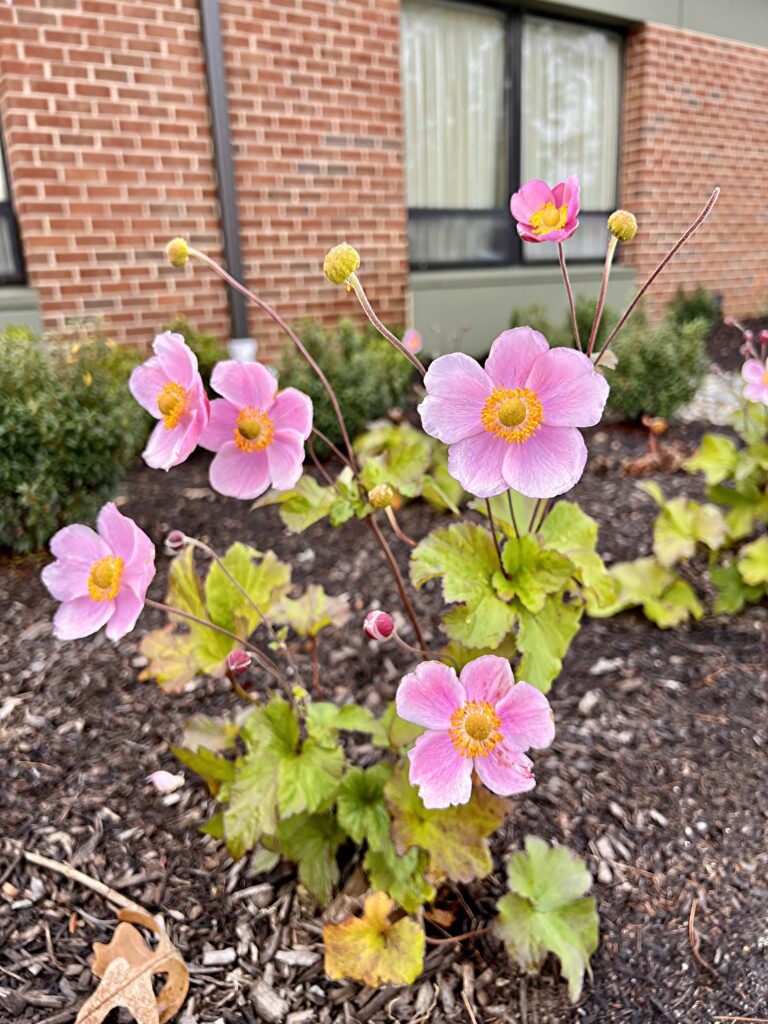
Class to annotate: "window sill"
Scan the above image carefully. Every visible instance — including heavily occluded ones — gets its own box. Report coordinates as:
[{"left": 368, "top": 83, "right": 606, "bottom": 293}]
[{"left": 0, "top": 285, "right": 43, "bottom": 335}]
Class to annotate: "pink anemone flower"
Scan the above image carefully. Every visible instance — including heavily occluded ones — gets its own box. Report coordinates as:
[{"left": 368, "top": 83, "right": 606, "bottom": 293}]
[
  {"left": 510, "top": 175, "right": 580, "bottom": 243},
  {"left": 742, "top": 358, "right": 768, "bottom": 405},
  {"left": 41, "top": 502, "right": 155, "bottom": 642},
  {"left": 129, "top": 331, "right": 210, "bottom": 470},
  {"left": 199, "top": 360, "right": 312, "bottom": 500},
  {"left": 396, "top": 655, "right": 554, "bottom": 809},
  {"left": 418, "top": 326, "right": 609, "bottom": 499}
]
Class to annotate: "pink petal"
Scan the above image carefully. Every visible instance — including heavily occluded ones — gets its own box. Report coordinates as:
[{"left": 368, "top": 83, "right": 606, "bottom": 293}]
[
  {"left": 742, "top": 359, "right": 765, "bottom": 385},
  {"left": 97, "top": 503, "right": 137, "bottom": 560},
  {"left": 459, "top": 655, "right": 515, "bottom": 707},
  {"left": 199, "top": 398, "right": 239, "bottom": 452},
  {"left": 142, "top": 411, "right": 205, "bottom": 470},
  {"left": 53, "top": 597, "right": 114, "bottom": 640},
  {"left": 266, "top": 430, "right": 306, "bottom": 491},
  {"left": 106, "top": 587, "right": 145, "bottom": 641},
  {"left": 396, "top": 661, "right": 464, "bottom": 730},
  {"left": 743, "top": 381, "right": 768, "bottom": 404},
  {"left": 496, "top": 681, "right": 555, "bottom": 750},
  {"left": 484, "top": 328, "right": 550, "bottom": 391},
  {"left": 270, "top": 388, "right": 313, "bottom": 438},
  {"left": 211, "top": 360, "right": 277, "bottom": 410},
  {"left": 153, "top": 331, "right": 199, "bottom": 388},
  {"left": 129, "top": 359, "right": 169, "bottom": 417},
  {"left": 502, "top": 425, "right": 587, "bottom": 499},
  {"left": 41, "top": 560, "right": 89, "bottom": 601},
  {"left": 525, "top": 347, "right": 609, "bottom": 428},
  {"left": 408, "top": 730, "right": 473, "bottom": 809},
  {"left": 50, "top": 523, "right": 110, "bottom": 566},
  {"left": 474, "top": 745, "right": 536, "bottom": 797},
  {"left": 419, "top": 353, "right": 492, "bottom": 444},
  {"left": 510, "top": 180, "right": 555, "bottom": 223},
  {"left": 551, "top": 174, "right": 580, "bottom": 220},
  {"left": 209, "top": 442, "right": 271, "bottom": 499},
  {"left": 447, "top": 432, "right": 508, "bottom": 498}
]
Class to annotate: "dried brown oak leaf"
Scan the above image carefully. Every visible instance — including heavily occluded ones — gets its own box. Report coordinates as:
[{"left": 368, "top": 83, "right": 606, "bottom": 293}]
[{"left": 75, "top": 908, "right": 189, "bottom": 1024}]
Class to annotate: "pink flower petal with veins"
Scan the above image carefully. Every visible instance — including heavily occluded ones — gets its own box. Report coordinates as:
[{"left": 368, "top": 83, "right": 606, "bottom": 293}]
[{"left": 407, "top": 730, "right": 473, "bottom": 809}]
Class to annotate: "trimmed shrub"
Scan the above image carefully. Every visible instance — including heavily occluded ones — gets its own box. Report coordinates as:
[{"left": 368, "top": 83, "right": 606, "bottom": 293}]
[
  {"left": 0, "top": 329, "right": 149, "bottom": 553},
  {"left": 665, "top": 285, "right": 719, "bottom": 329},
  {"left": 277, "top": 319, "right": 415, "bottom": 455},
  {"left": 604, "top": 312, "right": 709, "bottom": 421},
  {"left": 510, "top": 295, "right": 619, "bottom": 352}
]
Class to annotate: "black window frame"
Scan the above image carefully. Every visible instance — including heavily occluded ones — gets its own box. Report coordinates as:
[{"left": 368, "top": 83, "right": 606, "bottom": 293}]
[
  {"left": 404, "top": 1, "right": 624, "bottom": 272},
  {"left": 0, "top": 132, "right": 26, "bottom": 286}
]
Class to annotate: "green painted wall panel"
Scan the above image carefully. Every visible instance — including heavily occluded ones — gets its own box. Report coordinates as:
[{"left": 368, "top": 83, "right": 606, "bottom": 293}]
[{"left": 410, "top": 264, "right": 636, "bottom": 356}]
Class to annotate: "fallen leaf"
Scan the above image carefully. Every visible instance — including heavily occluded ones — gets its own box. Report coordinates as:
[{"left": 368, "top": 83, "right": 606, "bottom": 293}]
[{"left": 75, "top": 908, "right": 189, "bottom": 1024}]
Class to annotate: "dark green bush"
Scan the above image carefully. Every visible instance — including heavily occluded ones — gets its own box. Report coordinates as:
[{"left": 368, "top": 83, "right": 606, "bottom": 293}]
[
  {"left": 0, "top": 329, "right": 150, "bottom": 553},
  {"left": 665, "top": 285, "right": 719, "bottom": 329},
  {"left": 604, "top": 312, "right": 709, "bottom": 421},
  {"left": 163, "top": 315, "right": 228, "bottom": 395},
  {"left": 276, "top": 319, "right": 415, "bottom": 456},
  {"left": 510, "top": 295, "right": 619, "bottom": 352}
]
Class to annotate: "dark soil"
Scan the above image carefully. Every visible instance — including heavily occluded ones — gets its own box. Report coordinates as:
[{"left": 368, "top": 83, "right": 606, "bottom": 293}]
[
  {"left": 705, "top": 315, "right": 768, "bottom": 371},
  {"left": 1, "top": 407, "right": 767, "bottom": 1023}
]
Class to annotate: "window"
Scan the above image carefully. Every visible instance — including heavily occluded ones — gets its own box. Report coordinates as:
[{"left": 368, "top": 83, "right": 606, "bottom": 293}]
[
  {"left": 401, "top": 1, "right": 622, "bottom": 269},
  {"left": 0, "top": 135, "right": 24, "bottom": 285}
]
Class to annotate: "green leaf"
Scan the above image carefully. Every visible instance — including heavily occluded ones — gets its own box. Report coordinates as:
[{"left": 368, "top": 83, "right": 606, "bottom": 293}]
[
  {"left": 497, "top": 535, "right": 573, "bottom": 612},
  {"left": 277, "top": 812, "right": 346, "bottom": 905},
  {"left": 330, "top": 496, "right": 356, "bottom": 526},
  {"left": 306, "top": 702, "right": 389, "bottom": 748},
  {"left": 379, "top": 702, "right": 425, "bottom": 750},
  {"left": 223, "top": 750, "right": 281, "bottom": 859},
  {"left": 516, "top": 599, "right": 582, "bottom": 692},
  {"left": 170, "top": 745, "right": 235, "bottom": 794},
  {"left": 337, "top": 765, "right": 393, "bottom": 851},
  {"left": 737, "top": 535, "right": 768, "bottom": 586},
  {"left": 364, "top": 844, "right": 436, "bottom": 915},
  {"left": 205, "top": 543, "right": 291, "bottom": 635},
  {"left": 360, "top": 438, "right": 431, "bottom": 498},
  {"left": 421, "top": 463, "right": 463, "bottom": 514},
  {"left": 324, "top": 891, "right": 425, "bottom": 987},
  {"left": 241, "top": 700, "right": 299, "bottom": 756},
  {"left": 182, "top": 714, "right": 241, "bottom": 754},
  {"left": 643, "top": 579, "right": 704, "bottom": 628},
  {"left": 261, "top": 475, "right": 337, "bottom": 533},
  {"left": 442, "top": 636, "right": 517, "bottom": 671},
  {"left": 589, "top": 557, "right": 704, "bottom": 628},
  {"left": 278, "top": 739, "right": 346, "bottom": 817},
  {"left": 468, "top": 491, "right": 538, "bottom": 537},
  {"left": 641, "top": 487, "right": 728, "bottom": 567},
  {"left": 538, "top": 502, "right": 615, "bottom": 607},
  {"left": 385, "top": 765, "right": 509, "bottom": 883},
  {"left": 684, "top": 433, "right": 739, "bottom": 485},
  {"left": 495, "top": 837, "right": 599, "bottom": 1003},
  {"left": 710, "top": 563, "right": 764, "bottom": 614},
  {"left": 441, "top": 596, "right": 516, "bottom": 650},
  {"left": 272, "top": 585, "right": 350, "bottom": 637},
  {"left": 166, "top": 545, "right": 206, "bottom": 618}
]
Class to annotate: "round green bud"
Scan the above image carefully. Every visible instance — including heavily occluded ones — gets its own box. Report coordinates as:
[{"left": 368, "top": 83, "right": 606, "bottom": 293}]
[
  {"left": 323, "top": 243, "right": 360, "bottom": 285},
  {"left": 368, "top": 484, "right": 395, "bottom": 509},
  {"left": 166, "top": 237, "right": 190, "bottom": 267},
  {"left": 607, "top": 210, "right": 638, "bottom": 241}
]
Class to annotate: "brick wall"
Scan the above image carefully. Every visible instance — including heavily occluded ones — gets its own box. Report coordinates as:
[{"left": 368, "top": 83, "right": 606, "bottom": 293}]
[
  {"left": 0, "top": 0, "right": 409, "bottom": 360},
  {"left": 620, "top": 22, "right": 768, "bottom": 319}
]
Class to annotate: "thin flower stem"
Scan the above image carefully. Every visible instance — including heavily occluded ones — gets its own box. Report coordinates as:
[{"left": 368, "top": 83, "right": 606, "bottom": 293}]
[
  {"left": 535, "top": 497, "right": 552, "bottom": 532},
  {"left": 527, "top": 498, "right": 542, "bottom": 534},
  {"left": 309, "top": 635, "right": 321, "bottom": 699},
  {"left": 485, "top": 498, "right": 509, "bottom": 578},
  {"left": 143, "top": 597, "right": 292, "bottom": 699},
  {"left": 558, "top": 243, "right": 582, "bottom": 352},
  {"left": 188, "top": 246, "right": 358, "bottom": 470},
  {"left": 385, "top": 505, "right": 417, "bottom": 547},
  {"left": 311, "top": 426, "right": 354, "bottom": 470},
  {"left": 506, "top": 490, "right": 521, "bottom": 539},
  {"left": 227, "top": 668, "right": 260, "bottom": 705},
  {"left": 586, "top": 235, "right": 618, "bottom": 357},
  {"left": 391, "top": 630, "right": 458, "bottom": 670},
  {"left": 425, "top": 925, "right": 493, "bottom": 946},
  {"left": 185, "top": 537, "right": 303, "bottom": 684},
  {"left": 347, "top": 273, "right": 427, "bottom": 377},
  {"left": 594, "top": 187, "right": 720, "bottom": 368},
  {"left": 365, "top": 515, "right": 427, "bottom": 654}
]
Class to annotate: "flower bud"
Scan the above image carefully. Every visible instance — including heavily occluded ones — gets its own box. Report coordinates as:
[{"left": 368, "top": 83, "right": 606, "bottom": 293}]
[
  {"left": 363, "top": 610, "right": 394, "bottom": 642},
  {"left": 146, "top": 770, "right": 185, "bottom": 793},
  {"left": 323, "top": 243, "right": 360, "bottom": 285},
  {"left": 403, "top": 329, "right": 423, "bottom": 354},
  {"left": 165, "top": 530, "right": 186, "bottom": 553},
  {"left": 166, "top": 237, "right": 190, "bottom": 267},
  {"left": 743, "top": 330, "right": 754, "bottom": 342},
  {"left": 759, "top": 330, "right": 768, "bottom": 344},
  {"left": 724, "top": 316, "right": 736, "bottom": 328},
  {"left": 226, "top": 649, "right": 252, "bottom": 675},
  {"left": 368, "top": 484, "right": 395, "bottom": 509},
  {"left": 607, "top": 210, "right": 638, "bottom": 241}
]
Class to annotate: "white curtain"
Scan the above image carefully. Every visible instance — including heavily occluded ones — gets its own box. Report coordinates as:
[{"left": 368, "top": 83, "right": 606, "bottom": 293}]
[
  {"left": 521, "top": 15, "right": 620, "bottom": 210},
  {"left": 401, "top": 0, "right": 506, "bottom": 209}
]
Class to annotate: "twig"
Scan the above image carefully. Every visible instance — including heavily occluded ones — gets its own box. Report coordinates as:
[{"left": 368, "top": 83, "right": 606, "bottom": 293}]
[
  {"left": 309, "top": 635, "right": 322, "bottom": 699},
  {"left": 714, "top": 1018, "right": 768, "bottom": 1023},
  {"left": 485, "top": 498, "right": 508, "bottom": 577},
  {"left": 688, "top": 897, "right": 720, "bottom": 978},
  {"left": 348, "top": 273, "right": 427, "bottom": 377},
  {"left": 461, "top": 990, "right": 479, "bottom": 1024},
  {"left": 425, "top": 925, "right": 492, "bottom": 946},
  {"left": 506, "top": 490, "right": 521, "bottom": 538},
  {"left": 4, "top": 842, "right": 149, "bottom": 916},
  {"left": 385, "top": 505, "right": 416, "bottom": 547},
  {"left": 558, "top": 242, "right": 582, "bottom": 351}
]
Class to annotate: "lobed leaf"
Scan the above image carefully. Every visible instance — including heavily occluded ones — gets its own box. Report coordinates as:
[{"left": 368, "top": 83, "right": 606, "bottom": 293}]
[
  {"left": 277, "top": 813, "right": 346, "bottom": 905},
  {"left": 336, "top": 764, "right": 393, "bottom": 851}
]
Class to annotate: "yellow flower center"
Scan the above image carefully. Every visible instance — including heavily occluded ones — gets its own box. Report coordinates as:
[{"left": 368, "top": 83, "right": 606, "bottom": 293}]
[
  {"left": 530, "top": 202, "right": 568, "bottom": 235},
  {"left": 481, "top": 387, "right": 543, "bottom": 444},
  {"left": 156, "top": 381, "right": 190, "bottom": 430},
  {"left": 234, "top": 406, "right": 275, "bottom": 453},
  {"left": 449, "top": 700, "right": 504, "bottom": 759},
  {"left": 87, "top": 555, "right": 124, "bottom": 602}
]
